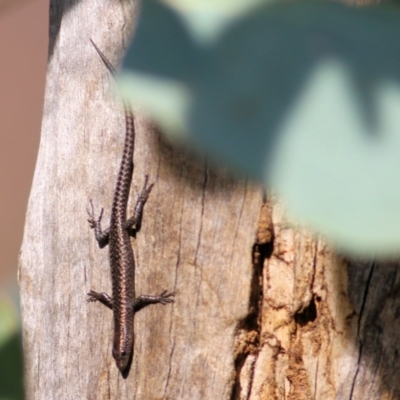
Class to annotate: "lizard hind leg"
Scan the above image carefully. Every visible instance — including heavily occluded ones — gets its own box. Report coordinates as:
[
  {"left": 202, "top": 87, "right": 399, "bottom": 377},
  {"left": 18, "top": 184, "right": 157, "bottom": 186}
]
[
  {"left": 87, "top": 199, "right": 110, "bottom": 248},
  {"left": 124, "top": 175, "right": 155, "bottom": 231},
  {"left": 87, "top": 290, "right": 114, "bottom": 310},
  {"left": 132, "top": 291, "right": 175, "bottom": 312}
]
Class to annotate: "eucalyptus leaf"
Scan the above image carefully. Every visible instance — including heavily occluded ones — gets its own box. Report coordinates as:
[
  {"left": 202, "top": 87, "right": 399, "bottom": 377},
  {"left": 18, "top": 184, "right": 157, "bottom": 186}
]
[
  {"left": 120, "top": 0, "right": 400, "bottom": 256},
  {"left": 158, "top": 0, "right": 269, "bottom": 43}
]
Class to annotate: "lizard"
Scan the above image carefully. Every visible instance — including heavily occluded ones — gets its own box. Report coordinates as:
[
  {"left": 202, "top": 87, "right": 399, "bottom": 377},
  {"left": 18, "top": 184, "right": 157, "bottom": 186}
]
[{"left": 86, "top": 39, "right": 174, "bottom": 376}]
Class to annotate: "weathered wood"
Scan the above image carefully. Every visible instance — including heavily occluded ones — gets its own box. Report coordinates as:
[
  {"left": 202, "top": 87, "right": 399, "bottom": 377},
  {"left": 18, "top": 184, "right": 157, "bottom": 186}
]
[
  {"left": 19, "top": 1, "right": 261, "bottom": 398},
  {"left": 19, "top": 0, "right": 400, "bottom": 399}
]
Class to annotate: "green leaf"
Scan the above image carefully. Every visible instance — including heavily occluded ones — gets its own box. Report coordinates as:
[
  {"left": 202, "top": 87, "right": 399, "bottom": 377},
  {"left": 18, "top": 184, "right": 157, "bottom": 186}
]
[
  {"left": 157, "top": 0, "right": 269, "bottom": 43},
  {"left": 120, "top": 0, "right": 400, "bottom": 256},
  {"left": 0, "top": 296, "right": 18, "bottom": 347},
  {"left": 271, "top": 59, "right": 400, "bottom": 255},
  {"left": 0, "top": 296, "right": 23, "bottom": 400}
]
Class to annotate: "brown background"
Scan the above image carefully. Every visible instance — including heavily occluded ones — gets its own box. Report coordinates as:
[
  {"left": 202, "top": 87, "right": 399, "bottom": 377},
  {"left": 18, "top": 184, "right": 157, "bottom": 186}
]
[{"left": 0, "top": 0, "right": 48, "bottom": 289}]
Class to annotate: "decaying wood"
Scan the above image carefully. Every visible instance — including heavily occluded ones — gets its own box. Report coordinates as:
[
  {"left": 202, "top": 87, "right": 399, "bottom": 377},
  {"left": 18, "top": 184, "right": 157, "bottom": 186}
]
[
  {"left": 18, "top": 0, "right": 400, "bottom": 399},
  {"left": 234, "top": 201, "right": 400, "bottom": 400}
]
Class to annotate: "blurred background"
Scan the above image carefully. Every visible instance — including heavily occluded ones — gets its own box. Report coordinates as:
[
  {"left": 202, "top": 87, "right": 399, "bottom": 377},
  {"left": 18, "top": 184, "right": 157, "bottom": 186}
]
[{"left": 0, "top": 0, "right": 48, "bottom": 398}]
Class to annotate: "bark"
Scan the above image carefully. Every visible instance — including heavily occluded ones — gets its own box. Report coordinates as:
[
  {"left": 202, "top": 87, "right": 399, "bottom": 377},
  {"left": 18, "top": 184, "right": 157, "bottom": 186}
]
[{"left": 18, "top": 0, "right": 400, "bottom": 399}]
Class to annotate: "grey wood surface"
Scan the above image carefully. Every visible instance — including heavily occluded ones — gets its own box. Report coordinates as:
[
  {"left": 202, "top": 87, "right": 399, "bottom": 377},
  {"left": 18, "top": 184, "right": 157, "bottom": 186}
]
[{"left": 19, "top": 1, "right": 261, "bottom": 398}]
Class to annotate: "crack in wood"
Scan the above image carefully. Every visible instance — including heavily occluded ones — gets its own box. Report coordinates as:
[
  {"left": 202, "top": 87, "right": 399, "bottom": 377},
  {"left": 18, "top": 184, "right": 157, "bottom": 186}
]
[
  {"left": 357, "top": 263, "right": 375, "bottom": 336},
  {"left": 230, "top": 195, "right": 274, "bottom": 400},
  {"left": 349, "top": 262, "right": 375, "bottom": 400}
]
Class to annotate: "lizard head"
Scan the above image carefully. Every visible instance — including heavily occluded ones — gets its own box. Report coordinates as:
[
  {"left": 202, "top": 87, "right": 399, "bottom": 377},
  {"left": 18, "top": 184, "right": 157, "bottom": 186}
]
[
  {"left": 112, "top": 345, "right": 132, "bottom": 374},
  {"left": 113, "top": 334, "right": 133, "bottom": 374}
]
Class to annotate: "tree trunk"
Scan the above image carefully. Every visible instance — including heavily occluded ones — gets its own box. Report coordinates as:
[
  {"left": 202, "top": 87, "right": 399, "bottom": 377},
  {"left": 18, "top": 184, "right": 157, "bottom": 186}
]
[{"left": 18, "top": 0, "right": 400, "bottom": 399}]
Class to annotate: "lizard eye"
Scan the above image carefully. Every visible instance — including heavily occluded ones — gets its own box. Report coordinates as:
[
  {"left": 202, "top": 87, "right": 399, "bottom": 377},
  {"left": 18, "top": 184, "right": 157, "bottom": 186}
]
[{"left": 112, "top": 348, "right": 128, "bottom": 362}]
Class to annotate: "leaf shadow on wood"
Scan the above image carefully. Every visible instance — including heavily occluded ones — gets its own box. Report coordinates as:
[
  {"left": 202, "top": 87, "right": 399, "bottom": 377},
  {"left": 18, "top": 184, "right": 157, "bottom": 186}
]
[{"left": 346, "top": 260, "right": 400, "bottom": 399}]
